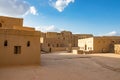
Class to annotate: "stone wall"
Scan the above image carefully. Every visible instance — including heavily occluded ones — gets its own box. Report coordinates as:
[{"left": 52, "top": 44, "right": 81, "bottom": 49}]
[
  {"left": 0, "top": 16, "right": 41, "bottom": 66},
  {"left": 114, "top": 44, "right": 120, "bottom": 54},
  {"left": 40, "top": 31, "right": 93, "bottom": 53},
  {"left": 78, "top": 36, "right": 120, "bottom": 53},
  {"left": 0, "top": 16, "right": 23, "bottom": 29}
]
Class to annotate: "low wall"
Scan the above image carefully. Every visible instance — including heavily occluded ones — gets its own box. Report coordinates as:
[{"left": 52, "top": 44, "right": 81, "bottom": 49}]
[
  {"left": 72, "top": 49, "right": 84, "bottom": 54},
  {"left": 41, "top": 47, "right": 51, "bottom": 53},
  {"left": 41, "top": 47, "right": 66, "bottom": 53},
  {"left": 52, "top": 47, "right": 66, "bottom": 52}
]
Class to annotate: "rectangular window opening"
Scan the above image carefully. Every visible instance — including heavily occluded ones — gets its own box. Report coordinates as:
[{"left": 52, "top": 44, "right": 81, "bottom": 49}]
[{"left": 14, "top": 46, "right": 21, "bottom": 54}]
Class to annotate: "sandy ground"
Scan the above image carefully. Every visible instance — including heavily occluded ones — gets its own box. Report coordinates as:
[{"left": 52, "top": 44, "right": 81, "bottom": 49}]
[{"left": 0, "top": 52, "right": 120, "bottom": 80}]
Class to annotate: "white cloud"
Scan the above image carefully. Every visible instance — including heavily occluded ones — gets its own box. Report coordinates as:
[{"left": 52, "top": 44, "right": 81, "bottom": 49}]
[
  {"left": 29, "top": 6, "right": 38, "bottom": 15},
  {"left": 50, "top": 0, "right": 75, "bottom": 12},
  {"left": 100, "top": 31, "right": 120, "bottom": 36},
  {"left": 105, "top": 31, "right": 117, "bottom": 36},
  {"left": 0, "top": 0, "right": 38, "bottom": 17},
  {"left": 35, "top": 25, "right": 64, "bottom": 32}
]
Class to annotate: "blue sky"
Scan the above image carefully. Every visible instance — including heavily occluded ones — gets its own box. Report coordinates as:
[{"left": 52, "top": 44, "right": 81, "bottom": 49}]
[{"left": 0, "top": 0, "right": 120, "bottom": 36}]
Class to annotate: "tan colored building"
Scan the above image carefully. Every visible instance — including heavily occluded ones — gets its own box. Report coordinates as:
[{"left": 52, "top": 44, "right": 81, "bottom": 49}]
[
  {"left": 114, "top": 44, "right": 120, "bottom": 54},
  {"left": 40, "top": 30, "right": 93, "bottom": 53},
  {"left": 78, "top": 36, "right": 120, "bottom": 53},
  {"left": 0, "top": 16, "right": 41, "bottom": 66},
  {"left": 72, "top": 34, "right": 93, "bottom": 47},
  {"left": 40, "top": 31, "right": 72, "bottom": 52}
]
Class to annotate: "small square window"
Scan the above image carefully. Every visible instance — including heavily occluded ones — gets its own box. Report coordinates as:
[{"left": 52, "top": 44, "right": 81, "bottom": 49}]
[{"left": 14, "top": 46, "right": 21, "bottom": 54}]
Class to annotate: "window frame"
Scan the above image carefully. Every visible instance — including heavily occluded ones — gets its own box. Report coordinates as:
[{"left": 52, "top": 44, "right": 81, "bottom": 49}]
[{"left": 14, "top": 46, "right": 21, "bottom": 54}]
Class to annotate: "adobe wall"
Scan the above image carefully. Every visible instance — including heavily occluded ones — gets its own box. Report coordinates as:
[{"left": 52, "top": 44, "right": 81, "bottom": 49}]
[
  {"left": 78, "top": 37, "right": 94, "bottom": 51},
  {"left": 114, "top": 44, "right": 120, "bottom": 54},
  {"left": 46, "top": 32, "right": 58, "bottom": 38},
  {"left": 0, "top": 30, "right": 41, "bottom": 66},
  {"left": 78, "top": 36, "right": 120, "bottom": 53},
  {"left": 72, "top": 34, "right": 93, "bottom": 47},
  {"left": 0, "top": 16, "right": 41, "bottom": 66},
  {"left": 40, "top": 31, "right": 93, "bottom": 53},
  {"left": 94, "top": 37, "right": 111, "bottom": 53},
  {"left": 13, "top": 26, "right": 35, "bottom": 31},
  {"left": 41, "top": 47, "right": 51, "bottom": 53},
  {"left": 0, "top": 29, "right": 40, "bottom": 36},
  {"left": 94, "top": 37, "right": 120, "bottom": 53},
  {"left": 0, "top": 16, "right": 23, "bottom": 29},
  {"left": 51, "top": 47, "right": 66, "bottom": 52}
]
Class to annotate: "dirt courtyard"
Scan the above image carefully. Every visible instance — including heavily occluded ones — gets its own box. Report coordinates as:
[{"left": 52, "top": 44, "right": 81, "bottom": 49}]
[{"left": 0, "top": 52, "right": 120, "bottom": 80}]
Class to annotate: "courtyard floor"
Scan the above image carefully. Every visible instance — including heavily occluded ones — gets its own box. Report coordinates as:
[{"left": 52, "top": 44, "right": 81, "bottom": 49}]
[{"left": 0, "top": 52, "right": 120, "bottom": 80}]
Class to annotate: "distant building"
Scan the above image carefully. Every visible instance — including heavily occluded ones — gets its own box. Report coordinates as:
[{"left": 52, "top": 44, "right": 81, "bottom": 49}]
[
  {"left": 0, "top": 16, "right": 41, "bottom": 66},
  {"left": 40, "top": 30, "right": 93, "bottom": 53},
  {"left": 72, "top": 34, "right": 93, "bottom": 47},
  {"left": 40, "top": 31, "right": 72, "bottom": 52},
  {"left": 78, "top": 36, "right": 120, "bottom": 53}
]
